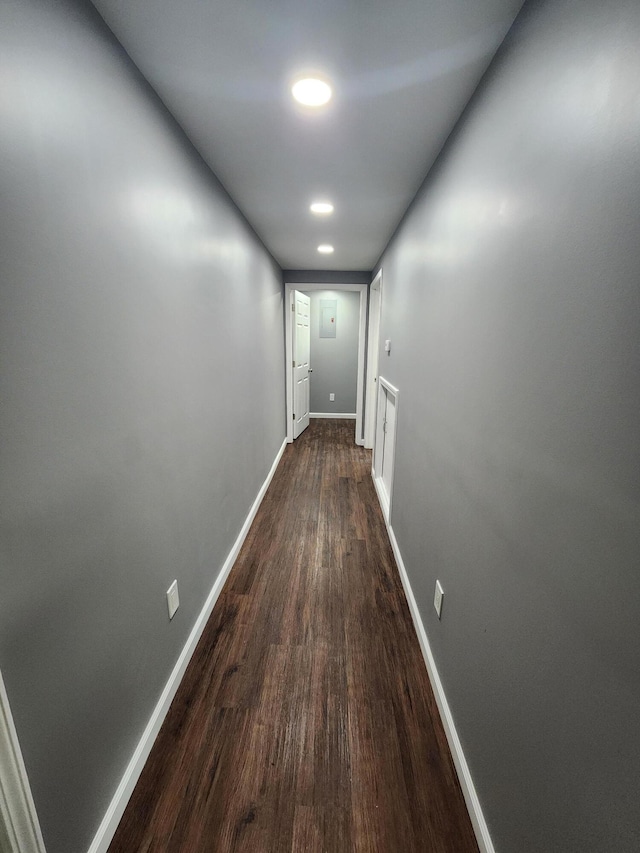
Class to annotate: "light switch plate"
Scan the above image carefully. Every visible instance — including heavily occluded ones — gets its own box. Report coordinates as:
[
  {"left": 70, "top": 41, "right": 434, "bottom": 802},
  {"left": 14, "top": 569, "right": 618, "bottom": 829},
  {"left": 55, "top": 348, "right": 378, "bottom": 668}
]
[
  {"left": 167, "top": 579, "right": 179, "bottom": 620},
  {"left": 434, "top": 580, "right": 444, "bottom": 619}
]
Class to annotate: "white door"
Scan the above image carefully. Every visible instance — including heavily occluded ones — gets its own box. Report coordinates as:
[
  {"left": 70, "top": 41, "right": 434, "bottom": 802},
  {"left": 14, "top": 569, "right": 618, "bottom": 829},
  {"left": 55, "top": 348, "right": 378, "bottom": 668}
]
[
  {"left": 381, "top": 389, "right": 396, "bottom": 499},
  {"left": 373, "top": 377, "right": 398, "bottom": 522},
  {"left": 293, "top": 290, "right": 311, "bottom": 439}
]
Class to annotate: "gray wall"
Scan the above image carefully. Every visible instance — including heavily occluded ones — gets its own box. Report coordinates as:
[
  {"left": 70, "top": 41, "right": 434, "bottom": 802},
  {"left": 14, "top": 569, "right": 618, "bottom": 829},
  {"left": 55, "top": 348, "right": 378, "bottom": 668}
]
[
  {"left": 0, "top": 2, "right": 284, "bottom": 852},
  {"left": 374, "top": 0, "right": 640, "bottom": 851},
  {"left": 305, "top": 290, "right": 360, "bottom": 414}
]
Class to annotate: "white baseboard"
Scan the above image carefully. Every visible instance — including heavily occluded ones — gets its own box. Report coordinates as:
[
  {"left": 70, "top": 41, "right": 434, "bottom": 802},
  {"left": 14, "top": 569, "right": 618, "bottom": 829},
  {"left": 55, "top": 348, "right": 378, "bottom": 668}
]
[
  {"left": 88, "top": 438, "right": 287, "bottom": 853},
  {"left": 372, "top": 471, "right": 390, "bottom": 525},
  {"left": 309, "top": 412, "right": 356, "bottom": 419},
  {"left": 381, "top": 517, "right": 495, "bottom": 853}
]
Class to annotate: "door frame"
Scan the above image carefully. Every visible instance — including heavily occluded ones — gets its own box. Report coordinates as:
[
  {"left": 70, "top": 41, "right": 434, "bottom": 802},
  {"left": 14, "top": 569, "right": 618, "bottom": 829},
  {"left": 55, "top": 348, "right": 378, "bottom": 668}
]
[
  {"left": 0, "top": 671, "right": 46, "bottom": 853},
  {"left": 372, "top": 376, "right": 399, "bottom": 524},
  {"left": 364, "top": 270, "right": 382, "bottom": 449},
  {"left": 284, "top": 283, "right": 367, "bottom": 445}
]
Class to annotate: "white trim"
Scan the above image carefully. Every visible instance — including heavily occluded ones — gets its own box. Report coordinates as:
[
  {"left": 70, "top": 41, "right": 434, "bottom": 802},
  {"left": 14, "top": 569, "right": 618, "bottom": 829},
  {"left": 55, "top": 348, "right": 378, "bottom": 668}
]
[
  {"left": 284, "top": 287, "right": 295, "bottom": 443},
  {"left": 309, "top": 412, "right": 356, "bottom": 419},
  {"left": 374, "top": 504, "right": 495, "bottom": 853},
  {"left": 372, "top": 467, "right": 390, "bottom": 524},
  {"left": 88, "top": 438, "right": 287, "bottom": 853},
  {"left": 364, "top": 270, "right": 382, "bottom": 449},
  {"left": 354, "top": 287, "right": 366, "bottom": 446},
  {"left": 0, "top": 674, "right": 47, "bottom": 853},
  {"left": 284, "top": 283, "right": 367, "bottom": 446}
]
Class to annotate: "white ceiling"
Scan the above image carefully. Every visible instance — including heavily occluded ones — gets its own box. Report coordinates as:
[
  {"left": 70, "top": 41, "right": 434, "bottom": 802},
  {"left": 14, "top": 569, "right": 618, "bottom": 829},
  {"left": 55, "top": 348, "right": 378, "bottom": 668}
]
[{"left": 90, "top": 0, "right": 524, "bottom": 271}]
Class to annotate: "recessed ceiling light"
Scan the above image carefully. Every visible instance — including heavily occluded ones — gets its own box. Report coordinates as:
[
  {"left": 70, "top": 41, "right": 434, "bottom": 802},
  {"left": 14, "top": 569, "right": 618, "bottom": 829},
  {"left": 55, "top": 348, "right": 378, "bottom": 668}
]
[
  {"left": 317, "top": 244, "right": 334, "bottom": 254},
  {"left": 310, "top": 202, "right": 334, "bottom": 215},
  {"left": 292, "top": 78, "right": 332, "bottom": 107}
]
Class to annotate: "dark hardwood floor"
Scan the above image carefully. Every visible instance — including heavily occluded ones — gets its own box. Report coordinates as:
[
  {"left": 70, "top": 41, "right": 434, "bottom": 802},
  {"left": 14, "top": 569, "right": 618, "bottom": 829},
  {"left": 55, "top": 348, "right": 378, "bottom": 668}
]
[{"left": 108, "top": 419, "right": 479, "bottom": 853}]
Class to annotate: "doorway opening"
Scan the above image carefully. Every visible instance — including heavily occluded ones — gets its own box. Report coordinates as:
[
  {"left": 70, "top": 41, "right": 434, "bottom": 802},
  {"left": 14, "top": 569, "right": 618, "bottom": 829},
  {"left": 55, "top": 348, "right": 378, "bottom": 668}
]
[{"left": 284, "top": 283, "right": 367, "bottom": 445}]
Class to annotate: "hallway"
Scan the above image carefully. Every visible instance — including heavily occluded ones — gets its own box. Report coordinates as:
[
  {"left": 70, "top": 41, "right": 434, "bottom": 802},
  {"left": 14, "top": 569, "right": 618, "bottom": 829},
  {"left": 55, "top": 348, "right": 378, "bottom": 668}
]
[{"left": 108, "top": 420, "right": 478, "bottom": 852}]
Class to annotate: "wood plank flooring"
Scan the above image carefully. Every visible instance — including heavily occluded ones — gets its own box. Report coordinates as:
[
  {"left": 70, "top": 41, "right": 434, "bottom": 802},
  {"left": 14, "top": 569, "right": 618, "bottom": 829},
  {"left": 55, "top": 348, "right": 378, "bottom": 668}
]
[{"left": 108, "top": 419, "right": 479, "bottom": 853}]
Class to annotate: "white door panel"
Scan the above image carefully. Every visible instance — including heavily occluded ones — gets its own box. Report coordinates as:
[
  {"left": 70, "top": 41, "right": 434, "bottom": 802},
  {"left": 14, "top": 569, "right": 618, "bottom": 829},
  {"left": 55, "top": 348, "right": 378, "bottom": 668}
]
[
  {"left": 381, "top": 390, "right": 396, "bottom": 498},
  {"left": 373, "top": 377, "right": 398, "bottom": 523},
  {"left": 293, "top": 290, "right": 311, "bottom": 439}
]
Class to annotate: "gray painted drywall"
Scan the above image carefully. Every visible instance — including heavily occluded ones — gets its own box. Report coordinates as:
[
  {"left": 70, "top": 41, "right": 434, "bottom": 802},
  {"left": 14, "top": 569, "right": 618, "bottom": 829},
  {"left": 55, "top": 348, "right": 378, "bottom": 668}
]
[
  {"left": 0, "top": 2, "right": 284, "bottom": 852},
  {"left": 305, "top": 290, "right": 360, "bottom": 414},
  {"left": 375, "top": 0, "right": 640, "bottom": 851}
]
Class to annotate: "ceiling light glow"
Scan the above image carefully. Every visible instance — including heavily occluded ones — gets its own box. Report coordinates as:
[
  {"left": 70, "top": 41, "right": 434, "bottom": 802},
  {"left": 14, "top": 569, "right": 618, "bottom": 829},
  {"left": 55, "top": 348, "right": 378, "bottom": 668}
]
[
  {"left": 292, "top": 78, "right": 332, "bottom": 107},
  {"left": 317, "top": 244, "right": 334, "bottom": 254},
  {"left": 310, "top": 202, "right": 334, "bottom": 215}
]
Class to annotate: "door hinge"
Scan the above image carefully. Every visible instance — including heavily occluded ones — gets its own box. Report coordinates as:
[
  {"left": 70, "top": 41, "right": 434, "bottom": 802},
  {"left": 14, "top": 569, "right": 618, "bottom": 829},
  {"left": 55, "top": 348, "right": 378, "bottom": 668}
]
[
  {"left": 292, "top": 360, "right": 296, "bottom": 368},
  {"left": 292, "top": 412, "right": 295, "bottom": 420},
  {"left": 291, "top": 303, "right": 295, "bottom": 311}
]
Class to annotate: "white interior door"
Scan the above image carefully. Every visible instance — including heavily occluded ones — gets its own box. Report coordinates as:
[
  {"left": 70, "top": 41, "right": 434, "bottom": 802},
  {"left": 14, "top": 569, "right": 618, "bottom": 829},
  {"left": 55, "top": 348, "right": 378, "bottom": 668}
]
[
  {"left": 381, "top": 390, "right": 396, "bottom": 499},
  {"left": 293, "top": 290, "right": 311, "bottom": 439},
  {"left": 373, "top": 377, "right": 398, "bottom": 523}
]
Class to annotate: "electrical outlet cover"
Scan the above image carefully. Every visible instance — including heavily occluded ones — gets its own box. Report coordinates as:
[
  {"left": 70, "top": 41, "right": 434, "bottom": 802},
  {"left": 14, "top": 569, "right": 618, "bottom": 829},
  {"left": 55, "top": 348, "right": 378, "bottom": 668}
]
[
  {"left": 434, "top": 580, "right": 444, "bottom": 619},
  {"left": 167, "top": 579, "right": 179, "bottom": 620}
]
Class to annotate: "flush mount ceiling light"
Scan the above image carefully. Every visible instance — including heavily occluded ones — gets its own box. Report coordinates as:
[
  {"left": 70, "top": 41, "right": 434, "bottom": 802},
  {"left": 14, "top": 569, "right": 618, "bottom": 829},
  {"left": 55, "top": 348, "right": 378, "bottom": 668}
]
[
  {"left": 310, "top": 202, "right": 334, "bottom": 215},
  {"left": 292, "top": 77, "right": 332, "bottom": 107},
  {"left": 317, "top": 244, "right": 334, "bottom": 254}
]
